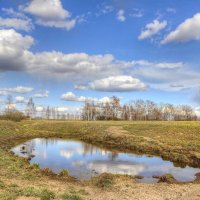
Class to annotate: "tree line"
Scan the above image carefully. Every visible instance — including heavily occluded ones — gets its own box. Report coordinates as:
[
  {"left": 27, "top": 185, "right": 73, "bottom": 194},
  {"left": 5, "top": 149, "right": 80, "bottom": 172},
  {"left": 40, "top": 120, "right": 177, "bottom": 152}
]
[
  {"left": 0, "top": 95, "right": 197, "bottom": 121},
  {"left": 82, "top": 96, "right": 197, "bottom": 121},
  {"left": 0, "top": 95, "right": 81, "bottom": 121}
]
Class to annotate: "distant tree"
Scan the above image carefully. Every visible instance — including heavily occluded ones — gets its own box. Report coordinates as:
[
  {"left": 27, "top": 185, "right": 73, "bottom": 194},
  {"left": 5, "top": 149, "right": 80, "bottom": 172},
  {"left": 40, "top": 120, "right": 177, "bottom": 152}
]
[
  {"left": 46, "top": 106, "right": 51, "bottom": 119},
  {"left": 81, "top": 98, "right": 197, "bottom": 121},
  {"left": 6, "top": 95, "right": 15, "bottom": 112},
  {"left": 111, "top": 96, "right": 121, "bottom": 119},
  {"left": 26, "top": 98, "right": 35, "bottom": 119}
]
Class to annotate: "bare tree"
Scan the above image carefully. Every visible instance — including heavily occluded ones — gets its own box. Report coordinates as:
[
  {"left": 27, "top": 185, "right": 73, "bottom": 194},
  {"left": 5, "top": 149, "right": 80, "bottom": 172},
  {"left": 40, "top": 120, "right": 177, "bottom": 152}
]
[
  {"left": 6, "top": 95, "right": 15, "bottom": 112},
  {"left": 26, "top": 98, "right": 35, "bottom": 119}
]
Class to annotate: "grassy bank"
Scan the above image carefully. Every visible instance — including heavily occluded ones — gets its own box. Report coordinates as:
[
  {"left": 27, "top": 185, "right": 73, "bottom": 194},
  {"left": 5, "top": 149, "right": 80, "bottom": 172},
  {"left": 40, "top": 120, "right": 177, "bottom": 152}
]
[
  {"left": 2, "top": 120, "right": 200, "bottom": 167},
  {"left": 0, "top": 120, "right": 200, "bottom": 199}
]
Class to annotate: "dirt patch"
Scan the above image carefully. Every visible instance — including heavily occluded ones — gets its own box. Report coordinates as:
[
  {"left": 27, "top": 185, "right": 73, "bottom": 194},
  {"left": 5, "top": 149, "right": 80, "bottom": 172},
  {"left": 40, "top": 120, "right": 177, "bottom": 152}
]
[{"left": 106, "top": 126, "right": 130, "bottom": 138}]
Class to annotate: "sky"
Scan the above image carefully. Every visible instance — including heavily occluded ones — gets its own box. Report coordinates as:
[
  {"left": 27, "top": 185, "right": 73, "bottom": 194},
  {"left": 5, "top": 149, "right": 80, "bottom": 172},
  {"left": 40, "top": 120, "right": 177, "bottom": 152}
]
[{"left": 0, "top": 0, "right": 200, "bottom": 113}]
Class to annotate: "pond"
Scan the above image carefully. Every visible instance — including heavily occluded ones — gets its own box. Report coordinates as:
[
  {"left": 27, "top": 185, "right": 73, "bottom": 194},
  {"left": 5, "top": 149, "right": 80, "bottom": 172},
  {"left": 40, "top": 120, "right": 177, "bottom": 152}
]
[{"left": 11, "top": 138, "right": 200, "bottom": 182}]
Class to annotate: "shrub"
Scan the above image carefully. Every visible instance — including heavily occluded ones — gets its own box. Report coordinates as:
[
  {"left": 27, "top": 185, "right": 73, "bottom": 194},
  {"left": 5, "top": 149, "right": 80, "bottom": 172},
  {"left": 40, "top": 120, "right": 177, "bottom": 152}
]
[
  {"left": 41, "top": 167, "right": 55, "bottom": 176},
  {"left": 40, "top": 189, "right": 55, "bottom": 200},
  {"left": 93, "top": 173, "right": 114, "bottom": 188},
  {"left": 61, "top": 192, "right": 82, "bottom": 200},
  {"left": 58, "top": 169, "right": 69, "bottom": 177},
  {"left": 0, "top": 110, "right": 27, "bottom": 122},
  {"left": 30, "top": 162, "right": 40, "bottom": 170}
]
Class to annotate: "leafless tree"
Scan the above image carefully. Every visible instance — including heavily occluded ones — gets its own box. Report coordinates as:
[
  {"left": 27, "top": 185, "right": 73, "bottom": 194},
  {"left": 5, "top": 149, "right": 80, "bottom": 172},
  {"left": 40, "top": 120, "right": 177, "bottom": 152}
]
[{"left": 26, "top": 98, "right": 35, "bottom": 119}]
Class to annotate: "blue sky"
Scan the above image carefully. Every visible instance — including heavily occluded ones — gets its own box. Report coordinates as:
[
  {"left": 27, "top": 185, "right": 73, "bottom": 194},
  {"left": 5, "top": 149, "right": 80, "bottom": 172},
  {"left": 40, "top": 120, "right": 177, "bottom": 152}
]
[{"left": 0, "top": 0, "right": 200, "bottom": 113}]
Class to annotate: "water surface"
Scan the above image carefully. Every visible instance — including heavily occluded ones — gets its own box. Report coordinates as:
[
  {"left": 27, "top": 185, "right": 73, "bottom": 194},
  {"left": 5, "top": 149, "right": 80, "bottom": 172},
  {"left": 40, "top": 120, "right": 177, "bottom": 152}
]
[{"left": 11, "top": 138, "right": 200, "bottom": 182}]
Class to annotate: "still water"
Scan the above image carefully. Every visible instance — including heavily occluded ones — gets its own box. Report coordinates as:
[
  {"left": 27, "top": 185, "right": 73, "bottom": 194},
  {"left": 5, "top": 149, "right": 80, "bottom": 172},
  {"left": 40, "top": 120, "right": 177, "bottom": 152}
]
[{"left": 11, "top": 138, "right": 200, "bottom": 182}]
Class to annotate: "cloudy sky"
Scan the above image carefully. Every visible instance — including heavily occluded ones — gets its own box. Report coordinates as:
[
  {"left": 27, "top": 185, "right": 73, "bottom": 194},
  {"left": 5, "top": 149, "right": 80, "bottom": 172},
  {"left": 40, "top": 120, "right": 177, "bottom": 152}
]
[{"left": 0, "top": 0, "right": 200, "bottom": 112}]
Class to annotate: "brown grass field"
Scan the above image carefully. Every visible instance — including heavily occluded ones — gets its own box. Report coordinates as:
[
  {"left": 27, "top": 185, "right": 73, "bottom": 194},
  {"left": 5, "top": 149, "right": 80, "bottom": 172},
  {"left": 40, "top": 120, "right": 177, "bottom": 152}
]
[{"left": 0, "top": 120, "right": 200, "bottom": 200}]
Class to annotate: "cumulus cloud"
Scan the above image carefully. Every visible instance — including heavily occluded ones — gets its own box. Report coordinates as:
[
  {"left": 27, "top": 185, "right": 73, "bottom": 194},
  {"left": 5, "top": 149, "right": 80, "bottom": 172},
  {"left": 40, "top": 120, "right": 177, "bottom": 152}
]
[
  {"left": 21, "top": 0, "right": 76, "bottom": 30},
  {"left": 161, "top": 13, "right": 200, "bottom": 44},
  {"left": 61, "top": 92, "right": 111, "bottom": 103},
  {"left": 130, "top": 61, "right": 200, "bottom": 91},
  {"left": 0, "top": 29, "right": 199, "bottom": 92},
  {"left": 89, "top": 76, "right": 148, "bottom": 92},
  {"left": 0, "top": 29, "right": 131, "bottom": 79},
  {"left": 2, "top": 8, "right": 28, "bottom": 19},
  {"left": 15, "top": 96, "right": 25, "bottom": 103},
  {"left": 138, "top": 19, "right": 167, "bottom": 40},
  {"left": 27, "top": 52, "right": 127, "bottom": 80},
  {"left": 36, "top": 18, "right": 76, "bottom": 30},
  {"left": 33, "top": 90, "right": 49, "bottom": 98},
  {"left": 0, "top": 29, "right": 34, "bottom": 71},
  {"left": 0, "top": 86, "right": 33, "bottom": 96},
  {"left": 0, "top": 17, "right": 33, "bottom": 31},
  {"left": 0, "top": 30, "right": 134, "bottom": 80},
  {"left": 22, "top": 0, "right": 69, "bottom": 20},
  {"left": 117, "top": 9, "right": 126, "bottom": 22},
  {"left": 61, "top": 92, "right": 92, "bottom": 102}
]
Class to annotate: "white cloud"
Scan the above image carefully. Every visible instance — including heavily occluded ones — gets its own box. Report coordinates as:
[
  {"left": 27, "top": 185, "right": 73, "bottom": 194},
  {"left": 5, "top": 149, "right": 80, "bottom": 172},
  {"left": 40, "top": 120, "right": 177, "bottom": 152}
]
[
  {"left": 130, "top": 8, "right": 144, "bottom": 18},
  {"left": 130, "top": 61, "right": 200, "bottom": 91},
  {"left": 56, "top": 107, "right": 68, "bottom": 112},
  {"left": 0, "top": 29, "right": 130, "bottom": 79},
  {"left": 15, "top": 96, "right": 25, "bottom": 103},
  {"left": 90, "top": 76, "right": 148, "bottom": 92},
  {"left": 98, "top": 97, "right": 112, "bottom": 104},
  {"left": 0, "top": 91, "right": 8, "bottom": 96},
  {"left": 1, "top": 29, "right": 200, "bottom": 93},
  {"left": 195, "top": 107, "right": 200, "bottom": 118},
  {"left": 36, "top": 18, "right": 76, "bottom": 30},
  {"left": 88, "top": 161, "right": 145, "bottom": 176},
  {"left": 139, "top": 19, "right": 167, "bottom": 40},
  {"left": 131, "top": 60, "right": 184, "bottom": 69},
  {"left": 0, "top": 86, "right": 33, "bottom": 96},
  {"left": 61, "top": 92, "right": 91, "bottom": 102},
  {"left": 22, "top": 0, "right": 76, "bottom": 30},
  {"left": 23, "top": 51, "right": 129, "bottom": 80},
  {"left": 2, "top": 8, "right": 28, "bottom": 19},
  {"left": 161, "top": 13, "right": 200, "bottom": 44},
  {"left": 61, "top": 92, "right": 111, "bottom": 103},
  {"left": 117, "top": 9, "right": 126, "bottom": 22},
  {"left": 0, "top": 29, "right": 34, "bottom": 71},
  {"left": 35, "top": 106, "right": 44, "bottom": 112},
  {"left": 74, "top": 84, "right": 87, "bottom": 90},
  {"left": 33, "top": 90, "right": 49, "bottom": 98},
  {"left": 22, "top": 0, "right": 69, "bottom": 20},
  {"left": 0, "top": 17, "right": 33, "bottom": 31},
  {"left": 155, "top": 62, "right": 183, "bottom": 69},
  {"left": 96, "top": 4, "right": 114, "bottom": 16},
  {"left": 10, "top": 86, "right": 33, "bottom": 93},
  {"left": 6, "top": 103, "right": 16, "bottom": 110}
]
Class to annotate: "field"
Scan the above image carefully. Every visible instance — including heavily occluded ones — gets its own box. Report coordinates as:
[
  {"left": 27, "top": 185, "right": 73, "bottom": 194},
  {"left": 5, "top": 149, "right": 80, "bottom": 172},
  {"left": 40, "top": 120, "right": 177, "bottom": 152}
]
[{"left": 0, "top": 120, "right": 200, "bottom": 200}]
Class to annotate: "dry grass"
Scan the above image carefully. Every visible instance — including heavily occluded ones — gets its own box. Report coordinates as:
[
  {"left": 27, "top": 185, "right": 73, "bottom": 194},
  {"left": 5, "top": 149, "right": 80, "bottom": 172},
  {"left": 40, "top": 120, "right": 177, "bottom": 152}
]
[{"left": 0, "top": 120, "right": 200, "bottom": 199}]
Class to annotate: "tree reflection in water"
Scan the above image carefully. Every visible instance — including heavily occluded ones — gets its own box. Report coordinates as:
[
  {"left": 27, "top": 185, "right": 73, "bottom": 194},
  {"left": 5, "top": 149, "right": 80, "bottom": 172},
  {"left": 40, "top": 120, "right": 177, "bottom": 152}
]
[{"left": 11, "top": 138, "right": 200, "bottom": 182}]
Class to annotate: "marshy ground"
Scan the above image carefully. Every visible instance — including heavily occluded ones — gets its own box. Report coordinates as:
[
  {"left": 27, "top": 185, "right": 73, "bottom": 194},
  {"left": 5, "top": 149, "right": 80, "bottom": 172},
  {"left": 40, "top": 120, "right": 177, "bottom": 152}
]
[{"left": 0, "top": 120, "right": 200, "bottom": 200}]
